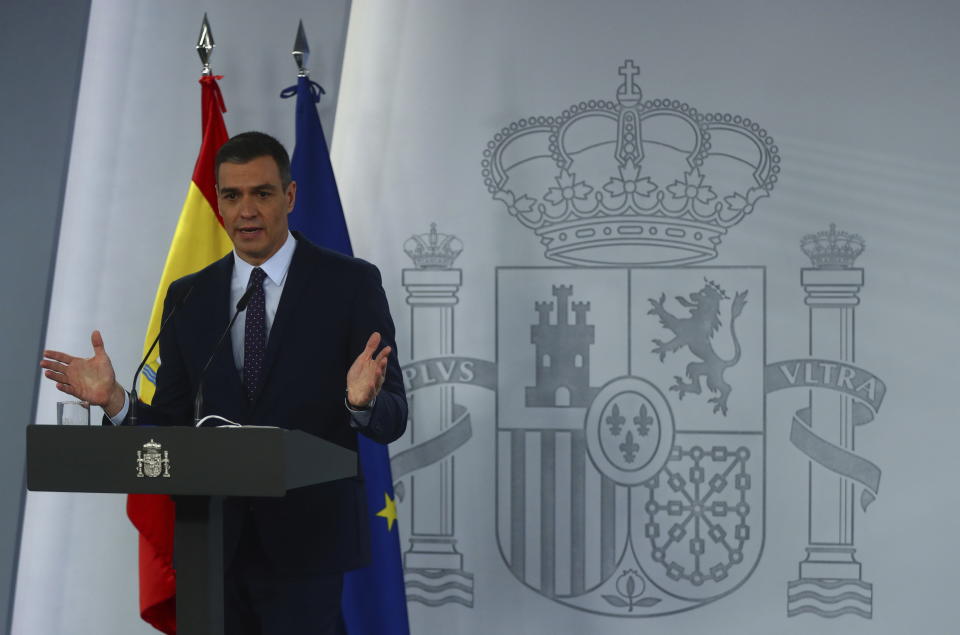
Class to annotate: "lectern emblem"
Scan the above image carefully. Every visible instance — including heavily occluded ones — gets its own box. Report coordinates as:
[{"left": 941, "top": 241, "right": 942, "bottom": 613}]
[{"left": 136, "top": 439, "right": 171, "bottom": 478}]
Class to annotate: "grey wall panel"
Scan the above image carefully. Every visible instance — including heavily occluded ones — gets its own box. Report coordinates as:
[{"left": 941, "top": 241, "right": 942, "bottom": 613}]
[{"left": 0, "top": 1, "right": 92, "bottom": 634}]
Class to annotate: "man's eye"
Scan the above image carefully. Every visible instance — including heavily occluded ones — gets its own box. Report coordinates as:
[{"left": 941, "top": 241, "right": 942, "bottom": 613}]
[{"left": 257, "top": 191, "right": 271, "bottom": 198}]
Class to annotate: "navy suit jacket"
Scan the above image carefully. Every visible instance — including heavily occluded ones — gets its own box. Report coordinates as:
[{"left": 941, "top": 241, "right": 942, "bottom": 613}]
[{"left": 141, "top": 234, "right": 406, "bottom": 574}]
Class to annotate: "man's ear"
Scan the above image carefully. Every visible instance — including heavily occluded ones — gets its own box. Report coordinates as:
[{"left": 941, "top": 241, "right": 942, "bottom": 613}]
[{"left": 286, "top": 180, "right": 297, "bottom": 213}]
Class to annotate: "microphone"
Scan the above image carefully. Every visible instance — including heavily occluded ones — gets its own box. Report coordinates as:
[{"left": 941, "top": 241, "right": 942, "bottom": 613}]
[
  {"left": 128, "top": 284, "right": 194, "bottom": 425},
  {"left": 193, "top": 281, "right": 258, "bottom": 425}
]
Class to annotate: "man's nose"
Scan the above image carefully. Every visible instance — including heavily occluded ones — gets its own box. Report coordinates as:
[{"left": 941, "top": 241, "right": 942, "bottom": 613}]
[{"left": 237, "top": 195, "right": 258, "bottom": 216}]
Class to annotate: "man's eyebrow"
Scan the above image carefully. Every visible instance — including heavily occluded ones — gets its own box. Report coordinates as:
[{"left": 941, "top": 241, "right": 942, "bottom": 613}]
[{"left": 218, "top": 183, "right": 277, "bottom": 194}]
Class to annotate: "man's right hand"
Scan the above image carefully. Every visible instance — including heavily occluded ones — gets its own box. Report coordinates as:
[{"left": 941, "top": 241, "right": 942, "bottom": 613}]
[{"left": 40, "top": 330, "right": 126, "bottom": 417}]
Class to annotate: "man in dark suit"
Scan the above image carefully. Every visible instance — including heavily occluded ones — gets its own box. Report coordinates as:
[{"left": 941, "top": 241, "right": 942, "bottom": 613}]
[{"left": 40, "top": 132, "right": 407, "bottom": 634}]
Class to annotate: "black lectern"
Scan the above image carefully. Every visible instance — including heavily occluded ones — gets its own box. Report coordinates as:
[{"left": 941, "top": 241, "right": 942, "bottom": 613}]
[{"left": 26, "top": 424, "right": 357, "bottom": 635}]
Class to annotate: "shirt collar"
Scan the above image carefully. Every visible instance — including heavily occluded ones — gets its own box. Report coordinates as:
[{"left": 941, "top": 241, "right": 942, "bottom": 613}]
[{"left": 232, "top": 231, "right": 297, "bottom": 286}]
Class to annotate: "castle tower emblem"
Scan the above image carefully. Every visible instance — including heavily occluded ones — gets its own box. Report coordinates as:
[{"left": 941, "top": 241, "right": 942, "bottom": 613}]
[{"left": 526, "top": 285, "right": 598, "bottom": 408}]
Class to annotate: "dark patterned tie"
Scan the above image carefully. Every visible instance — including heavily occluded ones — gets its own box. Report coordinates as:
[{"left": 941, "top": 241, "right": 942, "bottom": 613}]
[{"left": 243, "top": 267, "right": 267, "bottom": 401}]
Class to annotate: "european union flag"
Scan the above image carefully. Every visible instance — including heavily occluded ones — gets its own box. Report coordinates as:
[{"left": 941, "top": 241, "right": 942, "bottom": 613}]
[{"left": 284, "top": 75, "right": 410, "bottom": 635}]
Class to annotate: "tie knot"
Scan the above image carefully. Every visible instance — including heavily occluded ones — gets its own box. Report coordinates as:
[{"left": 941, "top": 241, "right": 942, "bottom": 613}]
[{"left": 249, "top": 267, "right": 267, "bottom": 286}]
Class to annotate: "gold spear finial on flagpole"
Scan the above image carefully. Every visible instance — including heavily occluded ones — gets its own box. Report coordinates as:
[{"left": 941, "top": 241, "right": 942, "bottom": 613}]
[
  {"left": 292, "top": 20, "right": 310, "bottom": 77},
  {"left": 196, "top": 13, "right": 215, "bottom": 76}
]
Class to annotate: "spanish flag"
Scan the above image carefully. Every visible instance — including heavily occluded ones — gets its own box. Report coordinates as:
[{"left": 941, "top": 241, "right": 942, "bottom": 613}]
[{"left": 126, "top": 74, "right": 233, "bottom": 634}]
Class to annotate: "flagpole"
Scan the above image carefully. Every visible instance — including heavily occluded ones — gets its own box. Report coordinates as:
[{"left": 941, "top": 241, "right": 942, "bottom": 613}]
[
  {"left": 197, "top": 13, "right": 215, "bottom": 76},
  {"left": 293, "top": 19, "right": 309, "bottom": 78}
]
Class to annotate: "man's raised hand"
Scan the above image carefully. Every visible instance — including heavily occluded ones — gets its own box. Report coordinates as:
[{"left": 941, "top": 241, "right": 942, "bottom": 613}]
[
  {"left": 346, "top": 332, "right": 391, "bottom": 409},
  {"left": 40, "top": 330, "right": 126, "bottom": 416}
]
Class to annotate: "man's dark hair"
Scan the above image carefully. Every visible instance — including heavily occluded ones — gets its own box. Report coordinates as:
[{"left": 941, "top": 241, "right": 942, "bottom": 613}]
[{"left": 215, "top": 131, "right": 292, "bottom": 187}]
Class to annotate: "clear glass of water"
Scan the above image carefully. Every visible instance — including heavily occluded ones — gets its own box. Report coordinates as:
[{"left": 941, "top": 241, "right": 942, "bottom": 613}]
[{"left": 57, "top": 401, "right": 90, "bottom": 426}]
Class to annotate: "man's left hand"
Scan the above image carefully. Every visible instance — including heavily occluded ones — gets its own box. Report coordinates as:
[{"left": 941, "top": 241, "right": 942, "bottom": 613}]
[{"left": 346, "top": 332, "right": 391, "bottom": 409}]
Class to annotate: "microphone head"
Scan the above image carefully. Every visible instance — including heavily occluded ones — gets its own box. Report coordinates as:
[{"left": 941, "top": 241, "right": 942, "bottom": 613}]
[{"left": 236, "top": 279, "right": 258, "bottom": 311}]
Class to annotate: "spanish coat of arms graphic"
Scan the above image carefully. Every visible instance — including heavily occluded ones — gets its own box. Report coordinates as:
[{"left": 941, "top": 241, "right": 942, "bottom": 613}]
[
  {"left": 482, "top": 60, "right": 775, "bottom": 615},
  {"left": 394, "top": 60, "right": 884, "bottom": 620}
]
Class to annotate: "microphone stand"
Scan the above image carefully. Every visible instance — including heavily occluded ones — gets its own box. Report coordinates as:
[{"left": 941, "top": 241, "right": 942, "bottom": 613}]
[
  {"left": 193, "top": 283, "right": 256, "bottom": 426},
  {"left": 128, "top": 285, "right": 194, "bottom": 425}
]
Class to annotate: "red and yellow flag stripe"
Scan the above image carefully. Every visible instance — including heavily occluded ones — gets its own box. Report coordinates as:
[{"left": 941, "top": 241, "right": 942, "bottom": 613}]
[{"left": 138, "top": 75, "right": 233, "bottom": 404}]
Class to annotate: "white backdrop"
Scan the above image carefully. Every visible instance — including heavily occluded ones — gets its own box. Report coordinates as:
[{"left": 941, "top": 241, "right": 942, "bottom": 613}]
[{"left": 17, "top": 0, "right": 960, "bottom": 634}]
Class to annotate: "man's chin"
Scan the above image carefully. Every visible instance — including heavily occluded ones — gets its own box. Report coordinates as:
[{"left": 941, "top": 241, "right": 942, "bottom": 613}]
[
  {"left": 234, "top": 245, "right": 268, "bottom": 265},
  {"left": 232, "top": 232, "right": 266, "bottom": 251}
]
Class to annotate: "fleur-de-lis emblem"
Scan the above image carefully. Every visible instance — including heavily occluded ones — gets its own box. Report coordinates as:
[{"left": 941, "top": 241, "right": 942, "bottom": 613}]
[
  {"left": 634, "top": 404, "right": 653, "bottom": 436},
  {"left": 620, "top": 430, "right": 640, "bottom": 463},
  {"left": 606, "top": 403, "right": 626, "bottom": 435}
]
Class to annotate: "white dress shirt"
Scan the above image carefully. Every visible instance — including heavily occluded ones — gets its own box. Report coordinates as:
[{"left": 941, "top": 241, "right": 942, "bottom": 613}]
[{"left": 229, "top": 230, "right": 297, "bottom": 374}]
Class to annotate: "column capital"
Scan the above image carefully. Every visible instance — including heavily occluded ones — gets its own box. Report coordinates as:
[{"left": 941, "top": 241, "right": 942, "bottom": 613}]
[
  {"left": 403, "top": 268, "right": 462, "bottom": 306},
  {"left": 801, "top": 268, "right": 863, "bottom": 307}
]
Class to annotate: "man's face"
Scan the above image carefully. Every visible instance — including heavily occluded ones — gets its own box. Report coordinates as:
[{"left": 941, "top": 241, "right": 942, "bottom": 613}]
[{"left": 216, "top": 155, "right": 296, "bottom": 265}]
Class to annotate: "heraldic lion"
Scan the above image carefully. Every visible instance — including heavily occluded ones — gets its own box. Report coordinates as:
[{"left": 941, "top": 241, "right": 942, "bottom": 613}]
[{"left": 648, "top": 281, "right": 748, "bottom": 416}]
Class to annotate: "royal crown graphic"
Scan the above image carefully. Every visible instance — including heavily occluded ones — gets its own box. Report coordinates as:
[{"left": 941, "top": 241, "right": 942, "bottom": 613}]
[
  {"left": 403, "top": 223, "right": 464, "bottom": 269},
  {"left": 482, "top": 60, "right": 781, "bottom": 266},
  {"left": 800, "top": 223, "right": 865, "bottom": 269}
]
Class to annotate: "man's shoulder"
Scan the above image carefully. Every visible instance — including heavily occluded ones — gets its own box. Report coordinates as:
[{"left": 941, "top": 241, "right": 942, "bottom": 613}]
[
  {"left": 168, "top": 251, "right": 232, "bottom": 293},
  {"left": 293, "top": 235, "right": 379, "bottom": 279}
]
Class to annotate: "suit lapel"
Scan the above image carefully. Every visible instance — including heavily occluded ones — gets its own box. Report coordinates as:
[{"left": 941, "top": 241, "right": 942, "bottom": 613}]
[{"left": 205, "top": 254, "right": 244, "bottom": 400}]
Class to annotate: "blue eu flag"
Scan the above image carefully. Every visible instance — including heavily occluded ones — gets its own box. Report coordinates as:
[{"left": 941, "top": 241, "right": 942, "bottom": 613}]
[{"left": 284, "top": 76, "right": 410, "bottom": 635}]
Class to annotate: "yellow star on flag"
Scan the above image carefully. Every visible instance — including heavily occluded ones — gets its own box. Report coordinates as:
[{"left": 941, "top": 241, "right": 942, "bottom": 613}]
[{"left": 376, "top": 492, "right": 398, "bottom": 531}]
